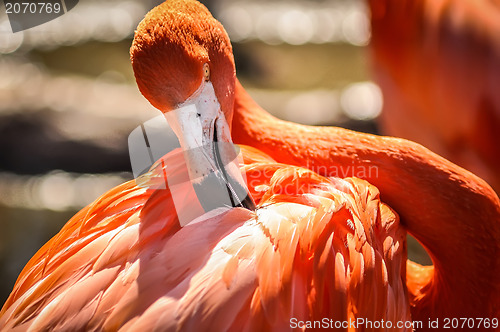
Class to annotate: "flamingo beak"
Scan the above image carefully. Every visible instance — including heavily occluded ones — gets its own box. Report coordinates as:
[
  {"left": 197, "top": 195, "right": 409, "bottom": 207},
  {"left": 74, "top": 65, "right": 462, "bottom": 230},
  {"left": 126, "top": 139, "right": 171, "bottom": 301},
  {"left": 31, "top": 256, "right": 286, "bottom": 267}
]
[{"left": 164, "top": 81, "right": 256, "bottom": 212}]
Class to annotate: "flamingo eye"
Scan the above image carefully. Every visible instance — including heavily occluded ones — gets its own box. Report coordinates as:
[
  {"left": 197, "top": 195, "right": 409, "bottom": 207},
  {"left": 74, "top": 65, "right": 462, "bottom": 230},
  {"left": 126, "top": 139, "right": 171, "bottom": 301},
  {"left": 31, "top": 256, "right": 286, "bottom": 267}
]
[{"left": 203, "top": 63, "right": 210, "bottom": 81}]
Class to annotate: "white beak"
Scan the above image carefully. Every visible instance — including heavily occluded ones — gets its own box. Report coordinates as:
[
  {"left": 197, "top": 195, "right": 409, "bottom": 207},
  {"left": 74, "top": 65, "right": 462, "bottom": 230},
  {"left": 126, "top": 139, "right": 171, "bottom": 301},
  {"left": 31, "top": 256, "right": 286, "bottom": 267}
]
[{"left": 164, "top": 81, "right": 255, "bottom": 212}]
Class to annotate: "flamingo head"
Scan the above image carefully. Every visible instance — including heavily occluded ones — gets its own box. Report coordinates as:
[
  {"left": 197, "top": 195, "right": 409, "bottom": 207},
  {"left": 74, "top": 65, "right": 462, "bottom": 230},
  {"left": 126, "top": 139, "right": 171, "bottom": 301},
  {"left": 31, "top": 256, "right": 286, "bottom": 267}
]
[{"left": 131, "top": 0, "right": 255, "bottom": 212}]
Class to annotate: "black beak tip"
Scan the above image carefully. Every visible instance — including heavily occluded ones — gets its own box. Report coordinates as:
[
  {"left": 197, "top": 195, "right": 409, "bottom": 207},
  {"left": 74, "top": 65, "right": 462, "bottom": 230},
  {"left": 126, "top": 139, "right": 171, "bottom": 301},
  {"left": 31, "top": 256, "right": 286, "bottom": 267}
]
[{"left": 237, "top": 194, "right": 256, "bottom": 211}]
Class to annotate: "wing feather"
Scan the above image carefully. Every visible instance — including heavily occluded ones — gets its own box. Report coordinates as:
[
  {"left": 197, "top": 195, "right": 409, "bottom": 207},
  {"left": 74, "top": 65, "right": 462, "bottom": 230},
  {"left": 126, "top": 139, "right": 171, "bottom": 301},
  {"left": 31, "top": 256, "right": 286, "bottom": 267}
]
[{"left": 1, "top": 145, "right": 411, "bottom": 331}]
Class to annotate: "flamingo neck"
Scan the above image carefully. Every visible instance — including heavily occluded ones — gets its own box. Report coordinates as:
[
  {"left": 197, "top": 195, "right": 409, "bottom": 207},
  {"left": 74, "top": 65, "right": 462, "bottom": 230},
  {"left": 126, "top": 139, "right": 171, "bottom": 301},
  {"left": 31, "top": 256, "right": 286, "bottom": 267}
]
[{"left": 231, "top": 79, "right": 500, "bottom": 320}]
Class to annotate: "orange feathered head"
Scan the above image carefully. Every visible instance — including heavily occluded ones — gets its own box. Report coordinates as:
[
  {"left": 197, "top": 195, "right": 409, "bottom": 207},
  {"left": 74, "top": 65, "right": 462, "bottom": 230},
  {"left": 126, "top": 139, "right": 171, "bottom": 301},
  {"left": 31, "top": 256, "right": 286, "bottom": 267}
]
[{"left": 130, "top": 0, "right": 236, "bottom": 118}]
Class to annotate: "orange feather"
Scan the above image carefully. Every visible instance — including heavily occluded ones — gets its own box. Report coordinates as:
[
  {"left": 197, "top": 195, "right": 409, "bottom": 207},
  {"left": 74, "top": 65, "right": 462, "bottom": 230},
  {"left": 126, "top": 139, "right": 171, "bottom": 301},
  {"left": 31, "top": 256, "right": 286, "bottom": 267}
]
[
  {"left": 231, "top": 79, "right": 500, "bottom": 322},
  {"left": 0, "top": 146, "right": 410, "bottom": 330}
]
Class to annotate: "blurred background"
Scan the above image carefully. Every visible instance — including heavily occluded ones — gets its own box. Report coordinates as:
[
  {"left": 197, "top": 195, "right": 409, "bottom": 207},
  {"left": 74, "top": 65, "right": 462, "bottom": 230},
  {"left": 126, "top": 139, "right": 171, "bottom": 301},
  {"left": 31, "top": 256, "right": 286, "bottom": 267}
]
[{"left": 0, "top": 0, "right": 441, "bottom": 304}]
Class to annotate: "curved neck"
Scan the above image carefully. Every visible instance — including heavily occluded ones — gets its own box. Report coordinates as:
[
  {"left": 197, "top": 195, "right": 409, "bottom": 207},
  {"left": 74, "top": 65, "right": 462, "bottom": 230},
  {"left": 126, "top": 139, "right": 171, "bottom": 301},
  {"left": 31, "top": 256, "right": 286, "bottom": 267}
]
[{"left": 231, "top": 79, "right": 500, "bottom": 319}]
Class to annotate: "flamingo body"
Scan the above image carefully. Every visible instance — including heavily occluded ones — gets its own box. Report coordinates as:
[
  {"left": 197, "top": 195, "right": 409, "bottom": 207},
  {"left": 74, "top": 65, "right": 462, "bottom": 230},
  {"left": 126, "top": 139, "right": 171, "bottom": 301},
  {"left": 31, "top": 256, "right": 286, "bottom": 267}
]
[
  {"left": 369, "top": 0, "right": 500, "bottom": 192},
  {"left": 231, "top": 81, "right": 500, "bottom": 323},
  {"left": 0, "top": 147, "right": 410, "bottom": 331}
]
